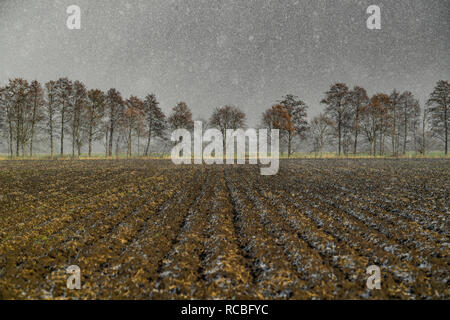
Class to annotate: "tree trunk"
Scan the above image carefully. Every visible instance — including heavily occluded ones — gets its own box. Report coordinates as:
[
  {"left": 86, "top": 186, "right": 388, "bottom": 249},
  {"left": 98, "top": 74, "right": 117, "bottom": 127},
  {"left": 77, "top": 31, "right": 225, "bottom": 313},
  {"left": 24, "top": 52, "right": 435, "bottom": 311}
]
[
  {"left": 29, "top": 130, "right": 34, "bottom": 157},
  {"left": 115, "top": 136, "right": 120, "bottom": 157},
  {"left": 105, "top": 128, "right": 109, "bottom": 157},
  {"left": 422, "top": 110, "right": 426, "bottom": 155},
  {"left": 320, "top": 133, "right": 325, "bottom": 155},
  {"left": 77, "top": 138, "right": 81, "bottom": 157},
  {"left": 21, "top": 116, "right": 25, "bottom": 157},
  {"left": 50, "top": 124, "right": 54, "bottom": 159},
  {"left": 108, "top": 113, "right": 114, "bottom": 156},
  {"left": 137, "top": 132, "right": 140, "bottom": 156},
  {"left": 128, "top": 127, "right": 132, "bottom": 157},
  {"left": 60, "top": 107, "right": 65, "bottom": 155},
  {"left": 392, "top": 107, "right": 396, "bottom": 156},
  {"left": 353, "top": 110, "right": 359, "bottom": 154},
  {"left": 413, "top": 126, "right": 417, "bottom": 154},
  {"left": 288, "top": 131, "right": 292, "bottom": 158},
  {"left": 88, "top": 123, "right": 93, "bottom": 157},
  {"left": 379, "top": 118, "right": 383, "bottom": 156},
  {"left": 372, "top": 117, "right": 377, "bottom": 156},
  {"left": 338, "top": 120, "right": 342, "bottom": 156},
  {"left": 72, "top": 124, "right": 76, "bottom": 157},
  {"left": 145, "top": 129, "right": 151, "bottom": 156},
  {"left": 30, "top": 124, "right": 35, "bottom": 157},
  {"left": 379, "top": 132, "right": 382, "bottom": 156},
  {"left": 16, "top": 117, "right": 20, "bottom": 157},
  {"left": 374, "top": 135, "right": 376, "bottom": 156},
  {"left": 391, "top": 135, "right": 395, "bottom": 156},
  {"left": 445, "top": 102, "right": 448, "bottom": 155},
  {"left": 403, "top": 108, "right": 408, "bottom": 155},
  {"left": 8, "top": 116, "right": 13, "bottom": 157},
  {"left": 30, "top": 100, "right": 37, "bottom": 157}
]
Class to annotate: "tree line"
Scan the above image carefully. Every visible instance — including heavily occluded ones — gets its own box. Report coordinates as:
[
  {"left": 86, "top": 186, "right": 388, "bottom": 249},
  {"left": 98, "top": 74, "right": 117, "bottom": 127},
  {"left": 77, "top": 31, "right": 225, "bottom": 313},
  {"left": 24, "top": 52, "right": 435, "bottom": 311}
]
[
  {"left": 0, "top": 78, "right": 448, "bottom": 157},
  {"left": 261, "top": 81, "right": 448, "bottom": 156},
  {"left": 312, "top": 81, "right": 449, "bottom": 156}
]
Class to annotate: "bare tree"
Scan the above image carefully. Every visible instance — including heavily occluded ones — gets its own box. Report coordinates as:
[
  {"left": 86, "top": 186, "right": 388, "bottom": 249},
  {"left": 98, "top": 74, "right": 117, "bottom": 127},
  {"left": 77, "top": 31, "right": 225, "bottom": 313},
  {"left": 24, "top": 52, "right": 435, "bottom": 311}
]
[
  {"left": 209, "top": 105, "right": 246, "bottom": 149},
  {"left": 399, "top": 91, "right": 419, "bottom": 154},
  {"left": 321, "top": 83, "right": 349, "bottom": 155},
  {"left": 7, "top": 78, "right": 31, "bottom": 157},
  {"left": 426, "top": 80, "right": 449, "bottom": 155},
  {"left": 123, "top": 96, "right": 144, "bottom": 157},
  {"left": 1, "top": 85, "right": 14, "bottom": 157},
  {"left": 142, "top": 94, "right": 166, "bottom": 156},
  {"left": 0, "top": 87, "right": 4, "bottom": 138},
  {"left": 70, "top": 81, "right": 88, "bottom": 157},
  {"left": 27, "top": 80, "right": 45, "bottom": 157},
  {"left": 388, "top": 90, "right": 401, "bottom": 156},
  {"left": 44, "top": 81, "right": 57, "bottom": 158},
  {"left": 55, "top": 78, "right": 72, "bottom": 156},
  {"left": 105, "top": 88, "right": 125, "bottom": 156},
  {"left": 278, "top": 94, "right": 308, "bottom": 157},
  {"left": 135, "top": 114, "right": 146, "bottom": 156},
  {"left": 410, "top": 101, "right": 422, "bottom": 153},
  {"left": 85, "top": 89, "right": 106, "bottom": 157},
  {"left": 0, "top": 88, "right": 3, "bottom": 128},
  {"left": 420, "top": 107, "right": 429, "bottom": 155},
  {"left": 376, "top": 94, "right": 390, "bottom": 156},
  {"left": 360, "top": 94, "right": 389, "bottom": 156},
  {"left": 347, "top": 86, "right": 368, "bottom": 154},
  {"left": 168, "top": 102, "right": 194, "bottom": 130},
  {"left": 309, "top": 113, "right": 334, "bottom": 155},
  {"left": 0, "top": 86, "right": 13, "bottom": 156}
]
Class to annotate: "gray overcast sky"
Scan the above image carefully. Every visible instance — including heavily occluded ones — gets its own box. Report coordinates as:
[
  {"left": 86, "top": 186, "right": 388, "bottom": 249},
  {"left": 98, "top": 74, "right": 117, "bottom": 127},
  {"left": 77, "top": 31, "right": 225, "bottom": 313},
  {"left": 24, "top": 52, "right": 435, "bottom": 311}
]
[{"left": 0, "top": 0, "right": 449, "bottom": 125}]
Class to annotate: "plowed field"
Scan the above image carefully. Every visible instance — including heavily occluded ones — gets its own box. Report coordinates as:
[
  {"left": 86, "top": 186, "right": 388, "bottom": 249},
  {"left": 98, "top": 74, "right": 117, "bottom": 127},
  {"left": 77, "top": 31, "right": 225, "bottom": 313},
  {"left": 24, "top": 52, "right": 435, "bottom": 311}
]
[{"left": 0, "top": 159, "right": 448, "bottom": 299}]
